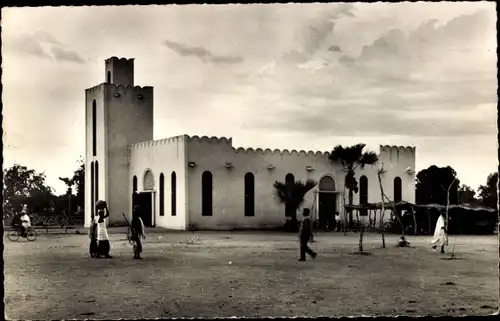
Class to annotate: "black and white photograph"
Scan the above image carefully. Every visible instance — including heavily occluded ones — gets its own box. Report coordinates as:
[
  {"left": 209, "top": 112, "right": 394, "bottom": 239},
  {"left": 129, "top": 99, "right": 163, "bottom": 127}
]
[{"left": 2, "top": 2, "right": 499, "bottom": 319}]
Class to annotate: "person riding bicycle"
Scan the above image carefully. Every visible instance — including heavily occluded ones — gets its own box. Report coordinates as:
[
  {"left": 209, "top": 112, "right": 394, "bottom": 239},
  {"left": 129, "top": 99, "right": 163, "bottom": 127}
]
[{"left": 19, "top": 205, "right": 31, "bottom": 237}]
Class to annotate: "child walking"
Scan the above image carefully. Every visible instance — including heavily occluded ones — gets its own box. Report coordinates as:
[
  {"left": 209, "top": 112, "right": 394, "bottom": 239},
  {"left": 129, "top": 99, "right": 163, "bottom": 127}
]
[
  {"left": 88, "top": 215, "right": 98, "bottom": 258},
  {"left": 131, "top": 206, "right": 146, "bottom": 259}
]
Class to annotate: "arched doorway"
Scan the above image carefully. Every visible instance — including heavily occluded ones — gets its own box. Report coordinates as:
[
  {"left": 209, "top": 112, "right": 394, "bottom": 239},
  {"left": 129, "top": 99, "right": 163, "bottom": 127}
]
[
  {"left": 318, "top": 175, "right": 337, "bottom": 229},
  {"left": 132, "top": 170, "right": 155, "bottom": 227}
]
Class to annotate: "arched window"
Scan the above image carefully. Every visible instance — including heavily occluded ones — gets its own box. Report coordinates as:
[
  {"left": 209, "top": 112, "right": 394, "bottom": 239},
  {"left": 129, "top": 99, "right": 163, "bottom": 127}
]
[
  {"left": 92, "top": 100, "right": 97, "bottom": 156},
  {"left": 133, "top": 176, "right": 138, "bottom": 193},
  {"left": 171, "top": 171, "right": 177, "bottom": 216},
  {"left": 90, "top": 162, "right": 95, "bottom": 217},
  {"left": 285, "top": 173, "right": 295, "bottom": 217},
  {"left": 244, "top": 173, "right": 255, "bottom": 217},
  {"left": 143, "top": 170, "right": 154, "bottom": 190},
  {"left": 202, "top": 171, "right": 213, "bottom": 216},
  {"left": 394, "top": 177, "right": 402, "bottom": 203},
  {"left": 95, "top": 161, "right": 99, "bottom": 202},
  {"left": 107, "top": 71, "right": 111, "bottom": 83},
  {"left": 359, "top": 175, "right": 368, "bottom": 216},
  {"left": 319, "top": 176, "right": 335, "bottom": 191},
  {"left": 159, "top": 173, "right": 165, "bottom": 216}
]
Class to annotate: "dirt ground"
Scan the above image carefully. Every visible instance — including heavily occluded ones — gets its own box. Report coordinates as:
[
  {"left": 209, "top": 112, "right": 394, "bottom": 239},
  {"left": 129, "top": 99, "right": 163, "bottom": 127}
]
[{"left": 4, "top": 229, "right": 498, "bottom": 319}]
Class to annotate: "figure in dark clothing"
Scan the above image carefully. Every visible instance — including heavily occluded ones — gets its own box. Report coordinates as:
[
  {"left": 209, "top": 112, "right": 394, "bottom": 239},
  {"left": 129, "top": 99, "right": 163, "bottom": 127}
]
[
  {"left": 11, "top": 213, "right": 22, "bottom": 230},
  {"left": 88, "top": 215, "right": 99, "bottom": 258},
  {"left": 299, "top": 208, "right": 317, "bottom": 261},
  {"left": 131, "top": 206, "right": 146, "bottom": 259}
]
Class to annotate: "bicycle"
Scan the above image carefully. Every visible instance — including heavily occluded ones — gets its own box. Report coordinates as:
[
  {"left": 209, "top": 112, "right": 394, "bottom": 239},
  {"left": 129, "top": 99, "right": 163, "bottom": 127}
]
[{"left": 8, "top": 227, "right": 38, "bottom": 242}]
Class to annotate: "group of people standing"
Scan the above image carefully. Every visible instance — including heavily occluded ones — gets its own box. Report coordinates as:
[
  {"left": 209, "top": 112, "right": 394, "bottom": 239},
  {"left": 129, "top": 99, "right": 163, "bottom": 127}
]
[{"left": 88, "top": 201, "right": 146, "bottom": 259}]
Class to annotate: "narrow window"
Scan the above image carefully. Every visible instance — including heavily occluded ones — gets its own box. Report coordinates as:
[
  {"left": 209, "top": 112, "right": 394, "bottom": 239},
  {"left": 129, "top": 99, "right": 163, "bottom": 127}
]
[
  {"left": 92, "top": 100, "right": 97, "bottom": 156},
  {"left": 133, "top": 176, "right": 138, "bottom": 193},
  {"left": 202, "top": 171, "right": 213, "bottom": 216},
  {"left": 394, "top": 176, "right": 402, "bottom": 216},
  {"left": 95, "top": 161, "right": 99, "bottom": 202},
  {"left": 159, "top": 173, "right": 165, "bottom": 216},
  {"left": 244, "top": 173, "right": 255, "bottom": 217},
  {"left": 285, "top": 173, "right": 295, "bottom": 217},
  {"left": 132, "top": 175, "right": 138, "bottom": 214},
  {"left": 171, "top": 171, "right": 177, "bottom": 216},
  {"left": 90, "top": 162, "right": 94, "bottom": 217},
  {"left": 107, "top": 71, "right": 111, "bottom": 83},
  {"left": 359, "top": 175, "right": 368, "bottom": 216},
  {"left": 394, "top": 177, "right": 402, "bottom": 203}
]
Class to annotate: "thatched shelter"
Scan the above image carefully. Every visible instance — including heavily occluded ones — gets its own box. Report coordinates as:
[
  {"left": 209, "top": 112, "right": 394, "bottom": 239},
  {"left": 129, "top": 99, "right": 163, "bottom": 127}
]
[{"left": 344, "top": 201, "right": 497, "bottom": 235}]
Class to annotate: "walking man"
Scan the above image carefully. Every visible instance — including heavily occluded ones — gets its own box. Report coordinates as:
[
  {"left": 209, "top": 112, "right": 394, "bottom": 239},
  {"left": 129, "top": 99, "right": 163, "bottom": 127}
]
[
  {"left": 131, "top": 205, "right": 146, "bottom": 259},
  {"left": 299, "top": 208, "right": 317, "bottom": 261}
]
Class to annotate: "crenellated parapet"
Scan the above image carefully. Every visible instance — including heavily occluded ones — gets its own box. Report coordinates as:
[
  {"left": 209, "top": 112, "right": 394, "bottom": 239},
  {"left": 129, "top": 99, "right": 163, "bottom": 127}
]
[
  {"left": 85, "top": 83, "right": 153, "bottom": 94},
  {"left": 186, "top": 135, "right": 233, "bottom": 146},
  {"left": 85, "top": 83, "right": 105, "bottom": 93},
  {"left": 109, "top": 84, "right": 153, "bottom": 94},
  {"left": 379, "top": 145, "right": 416, "bottom": 153},
  {"left": 378, "top": 145, "right": 416, "bottom": 165},
  {"left": 129, "top": 135, "right": 185, "bottom": 150},
  {"left": 232, "top": 147, "right": 330, "bottom": 157},
  {"left": 105, "top": 56, "right": 135, "bottom": 64}
]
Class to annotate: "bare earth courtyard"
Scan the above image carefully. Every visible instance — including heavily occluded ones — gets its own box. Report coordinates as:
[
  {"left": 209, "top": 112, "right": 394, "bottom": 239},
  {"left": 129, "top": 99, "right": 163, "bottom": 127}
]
[{"left": 4, "top": 229, "right": 498, "bottom": 319}]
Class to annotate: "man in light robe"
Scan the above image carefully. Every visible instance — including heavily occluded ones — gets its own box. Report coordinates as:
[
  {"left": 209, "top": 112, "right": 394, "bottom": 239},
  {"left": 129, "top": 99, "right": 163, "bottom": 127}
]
[
  {"left": 334, "top": 212, "right": 340, "bottom": 232},
  {"left": 20, "top": 205, "right": 32, "bottom": 237},
  {"left": 430, "top": 213, "right": 448, "bottom": 254}
]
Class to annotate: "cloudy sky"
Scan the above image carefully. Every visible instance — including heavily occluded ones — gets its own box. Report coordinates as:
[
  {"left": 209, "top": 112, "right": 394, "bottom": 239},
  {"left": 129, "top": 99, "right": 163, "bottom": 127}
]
[{"left": 2, "top": 2, "right": 497, "bottom": 195}]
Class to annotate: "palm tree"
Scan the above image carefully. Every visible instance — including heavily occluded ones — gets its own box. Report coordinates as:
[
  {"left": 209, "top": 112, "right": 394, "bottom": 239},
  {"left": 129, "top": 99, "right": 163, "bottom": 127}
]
[
  {"left": 273, "top": 179, "right": 317, "bottom": 232},
  {"left": 329, "top": 144, "right": 379, "bottom": 229}
]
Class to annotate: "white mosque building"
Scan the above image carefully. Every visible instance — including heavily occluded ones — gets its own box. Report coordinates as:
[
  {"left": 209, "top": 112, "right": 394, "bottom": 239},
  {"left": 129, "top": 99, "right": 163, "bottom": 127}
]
[{"left": 84, "top": 57, "right": 416, "bottom": 230}]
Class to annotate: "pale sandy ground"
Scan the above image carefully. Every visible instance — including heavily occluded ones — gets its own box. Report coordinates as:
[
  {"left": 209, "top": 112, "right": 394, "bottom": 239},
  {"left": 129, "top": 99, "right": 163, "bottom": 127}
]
[{"left": 4, "top": 229, "right": 498, "bottom": 319}]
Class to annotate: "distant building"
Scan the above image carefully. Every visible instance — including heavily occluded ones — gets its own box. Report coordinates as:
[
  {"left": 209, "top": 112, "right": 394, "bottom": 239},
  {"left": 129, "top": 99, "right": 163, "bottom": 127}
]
[{"left": 84, "top": 57, "right": 416, "bottom": 229}]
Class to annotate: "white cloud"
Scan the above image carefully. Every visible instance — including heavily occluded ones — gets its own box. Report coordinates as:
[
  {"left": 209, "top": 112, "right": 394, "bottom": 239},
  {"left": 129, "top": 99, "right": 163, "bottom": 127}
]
[{"left": 1, "top": 3, "right": 497, "bottom": 193}]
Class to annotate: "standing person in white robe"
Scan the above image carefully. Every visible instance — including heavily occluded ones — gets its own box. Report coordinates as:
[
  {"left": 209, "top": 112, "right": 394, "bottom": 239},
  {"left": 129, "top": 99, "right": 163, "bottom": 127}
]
[{"left": 430, "top": 213, "right": 448, "bottom": 254}]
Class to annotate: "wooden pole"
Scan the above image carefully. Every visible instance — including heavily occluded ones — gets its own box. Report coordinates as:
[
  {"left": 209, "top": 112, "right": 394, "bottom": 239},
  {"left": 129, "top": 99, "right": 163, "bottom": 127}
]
[{"left": 446, "top": 177, "right": 458, "bottom": 231}]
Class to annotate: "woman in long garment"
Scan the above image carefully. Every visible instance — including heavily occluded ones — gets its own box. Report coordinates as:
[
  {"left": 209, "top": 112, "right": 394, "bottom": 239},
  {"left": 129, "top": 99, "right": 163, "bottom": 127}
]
[
  {"left": 130, "top": 206, "right": 146, "bottom": 259},
  {"left": 96, "top": 206, "right": 112, "bottom": 259},
  {"left": 430, "top": 213, "right": 448, "bottom": 254}
]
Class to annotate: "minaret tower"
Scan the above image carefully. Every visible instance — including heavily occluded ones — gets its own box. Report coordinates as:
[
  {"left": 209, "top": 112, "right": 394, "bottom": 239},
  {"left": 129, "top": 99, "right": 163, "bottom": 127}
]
[{"left": 84, "top": 57, "right": 154, "bottom": 227}]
